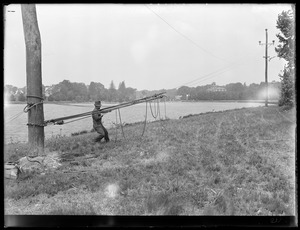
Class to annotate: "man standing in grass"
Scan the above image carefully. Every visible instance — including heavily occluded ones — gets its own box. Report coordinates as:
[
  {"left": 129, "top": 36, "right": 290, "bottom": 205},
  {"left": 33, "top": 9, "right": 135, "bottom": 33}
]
[{"left": 92, "top": 101, "right": 110, "bottom": 142}]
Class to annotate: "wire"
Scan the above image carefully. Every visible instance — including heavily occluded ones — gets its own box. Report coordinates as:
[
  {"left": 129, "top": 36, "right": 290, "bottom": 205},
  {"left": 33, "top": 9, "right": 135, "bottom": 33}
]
[
  {"left": 23, "top": 101, "right": 44, "bottom": 113},
  {"left": 144, "top": 4, "right": 231, "bottom": 64},
  {"left": 141, "top": 101, "right": 148, "bottom": 137},
  {"left": 163, "top": 96, "right": 167, "bottom": 119},
  {"left": 144, "top": 5, "right": 268, "bottom": 88},
  {"left": 185, "top": 63, "right": 243, "bottom": 87},
  {"left": 174, "top": 61, "right": 241, "bottom": 89},
  {"left": 186, "top": 64, "right": 242, "bottom": 87},
  {"left": 118, "top": 109, "right": 126, "bottom": 140},
  {"left": 174, "top": 48, "right": 262, "bottom": 88},
  {"left": 114, "top": 109, "right": 118, "bottom": 141},
  {"left": 5, "top": 111, "right": 25, "bottom": 125},
  {"left": 176, "top": 63, "right": 237, "bottom": 89},
  {"left": 149, "top": 100, "right": 159, "bottom": 119},
  {"left": 157, "top": 99, "right": 161, "bottom": 120}
]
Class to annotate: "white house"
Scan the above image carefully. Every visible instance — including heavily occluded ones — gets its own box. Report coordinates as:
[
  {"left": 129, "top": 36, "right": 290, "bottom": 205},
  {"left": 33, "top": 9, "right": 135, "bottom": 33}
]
[{"left": 207, "top": 85, "right": 226, "bottom": 92}]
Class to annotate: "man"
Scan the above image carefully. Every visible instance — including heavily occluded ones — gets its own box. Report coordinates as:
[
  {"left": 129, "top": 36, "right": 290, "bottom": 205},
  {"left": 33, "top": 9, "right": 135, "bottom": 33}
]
[{"left": 92, "top": 101, "right": 110, "bottom": 142}]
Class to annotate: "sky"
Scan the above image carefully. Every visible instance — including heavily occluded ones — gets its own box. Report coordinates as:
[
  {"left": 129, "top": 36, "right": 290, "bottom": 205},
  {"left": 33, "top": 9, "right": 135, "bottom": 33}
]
[{"left": 4, "top": 4, "right": 293, "bottom": 91}]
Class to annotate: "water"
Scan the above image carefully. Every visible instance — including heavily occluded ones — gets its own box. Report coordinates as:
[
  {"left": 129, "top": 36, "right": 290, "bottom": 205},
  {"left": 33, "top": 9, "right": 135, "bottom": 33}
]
[{"left": 4, "top": 101, "right": 263, "bottom": 143}]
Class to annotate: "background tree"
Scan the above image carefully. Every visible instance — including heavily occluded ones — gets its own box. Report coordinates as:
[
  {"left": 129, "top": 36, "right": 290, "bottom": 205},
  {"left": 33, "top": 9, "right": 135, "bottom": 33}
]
[
  {"left": 9, "top": 94, "right": 16, "bottom": 101},
  {"left": 48, "top": 80, "right": 88, "bottom": 102},
  {"left": 125, "top": 87, "right": 137, "bottom": 101},
  {"left": 117, "top": 81, "right": 127, "bottom": 102},
  {"left": 47, "top": 95, "right": 54, "bottom": 101},
  {"left": 18, "top": 93, "right": 26, "bottom": 101},
  {"left": 5, "top": 85, "right": 18, "bottom": 94},
  {"left": 177, "top": 86, "right": 192, "bottom": 100},
  {"left": 88, "top": 81, "right": 105, "bottom": 101},
  {"left": 88, "top": 82, "right": 97, "bottom": 101},
  {"left": 245, "top": 83, "right": 260, "bottom": 100},
  {"left": 275, "top": 9, "right": 295, "bottom": 107},
  {"left": 74, "top": 83, "right": 88, "bottom": 102},
  {"left": 108, "top": 80, "right": 117, "bottom": 102},
  {"left": 225, "top": 82, "right": 245, "bottom": 100},
  {"left": 165, "top": 88, "right": 177, "bottom": 100}
]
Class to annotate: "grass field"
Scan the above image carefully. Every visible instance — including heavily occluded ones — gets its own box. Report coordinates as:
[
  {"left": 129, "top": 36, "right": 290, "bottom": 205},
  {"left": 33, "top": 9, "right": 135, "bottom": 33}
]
[{"left": 4, "top": 106, "right": 296, "bottom": 215}]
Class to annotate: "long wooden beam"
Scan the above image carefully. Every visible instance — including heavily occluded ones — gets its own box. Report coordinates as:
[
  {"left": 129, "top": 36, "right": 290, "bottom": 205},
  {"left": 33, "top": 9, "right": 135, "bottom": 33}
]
[{"left": 44, "top": 92, "right": 166, "bottom": 125}]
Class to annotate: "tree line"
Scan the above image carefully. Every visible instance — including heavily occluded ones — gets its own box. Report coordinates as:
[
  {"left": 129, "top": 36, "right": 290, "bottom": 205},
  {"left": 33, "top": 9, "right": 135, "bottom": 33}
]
[
  {"left": 177, "top": 81, "right": 280, "bottom": 101},
  {"left": 5, "top": 80, "right": 281, "bottom": 103},
  {"left": 5, "top": 80, "right": 137, "bottom": 103},
  {"left": 47, "top": 80, "right": 137, "bottom": 102},
  {"left": 4, "top": 85, "right": 27, "bottom": 102}
]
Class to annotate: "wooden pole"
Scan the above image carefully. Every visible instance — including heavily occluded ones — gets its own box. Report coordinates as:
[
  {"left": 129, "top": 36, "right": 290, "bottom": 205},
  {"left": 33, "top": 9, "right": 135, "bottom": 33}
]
[
  {"left": 21, "top": 4, "right": 44, "bottom": 156},
  {"left": 265, "top": 29, "right": 268, "bottom": 107},
  {"left": 259, "top": 29, "right": 274, "bottom": 107}
]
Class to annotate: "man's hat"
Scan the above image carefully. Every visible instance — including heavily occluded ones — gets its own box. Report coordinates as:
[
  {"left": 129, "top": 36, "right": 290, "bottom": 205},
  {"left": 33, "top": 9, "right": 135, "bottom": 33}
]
[{"left": 94, "top": 101, "right": 101, "bottom": 106}]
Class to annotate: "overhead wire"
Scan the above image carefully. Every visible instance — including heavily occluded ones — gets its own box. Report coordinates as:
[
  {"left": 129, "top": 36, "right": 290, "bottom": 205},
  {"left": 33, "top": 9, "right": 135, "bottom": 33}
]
[
  {"left": 144, "top": 5, "right": 273, "bottom": 89},
  {"left": 144, "top": 4, "right": 232, "bottom": 64},
  {"left": 174, "top": 48, "right": 263, "bottom": 88},
  {"left": 175, "top": 63, "right": 239, "bottom": 88},
  {"left": 183, "top": 63, "right": 244, "bottom": 88},
  {"left": 185, "top": 65, "right": 242, "bottom": 87}
]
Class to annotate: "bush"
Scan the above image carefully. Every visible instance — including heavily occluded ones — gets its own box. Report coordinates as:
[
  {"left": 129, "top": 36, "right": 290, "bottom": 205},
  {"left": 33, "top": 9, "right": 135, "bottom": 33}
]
[{"left": 278, "top": 69, "right": 294, "bottom": 108}]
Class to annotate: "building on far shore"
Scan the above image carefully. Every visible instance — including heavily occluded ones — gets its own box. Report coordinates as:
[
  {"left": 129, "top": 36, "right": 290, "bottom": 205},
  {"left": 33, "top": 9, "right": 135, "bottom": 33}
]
[{"left": 206, "top": 82, "right": 226, "bottom": 92}]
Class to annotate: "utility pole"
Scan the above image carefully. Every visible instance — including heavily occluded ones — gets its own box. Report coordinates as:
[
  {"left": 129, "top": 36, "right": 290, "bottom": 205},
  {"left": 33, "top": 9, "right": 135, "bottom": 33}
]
[
  {"left": 21, "top": 4, "right": 44, "bottom": 156},
  {"left": 259, "top": 29, "right": 275, "bottom": 107}
]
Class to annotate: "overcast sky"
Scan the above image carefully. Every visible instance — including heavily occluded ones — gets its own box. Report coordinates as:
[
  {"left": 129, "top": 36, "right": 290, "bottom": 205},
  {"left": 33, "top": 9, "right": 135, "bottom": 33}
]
[{"left": 4, "top": 4, "right": 293, "bottom": 91}]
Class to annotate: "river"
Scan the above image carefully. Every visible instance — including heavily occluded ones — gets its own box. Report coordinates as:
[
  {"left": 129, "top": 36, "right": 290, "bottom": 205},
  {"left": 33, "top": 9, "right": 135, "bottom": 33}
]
[{"left": 4, "top": 101, "right": 264, "bottom": 143}]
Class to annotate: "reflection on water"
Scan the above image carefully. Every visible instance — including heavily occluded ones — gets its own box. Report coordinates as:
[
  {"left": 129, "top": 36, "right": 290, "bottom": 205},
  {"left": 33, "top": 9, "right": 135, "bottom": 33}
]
[{"left": 4, "top": 101, "right": 263, "bottom": 143}]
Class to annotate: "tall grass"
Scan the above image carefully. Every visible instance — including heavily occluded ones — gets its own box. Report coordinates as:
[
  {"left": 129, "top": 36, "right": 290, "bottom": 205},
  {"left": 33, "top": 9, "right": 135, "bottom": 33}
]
[{"left": 4, "top": 106, "right": 296, "bottom": 215}]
